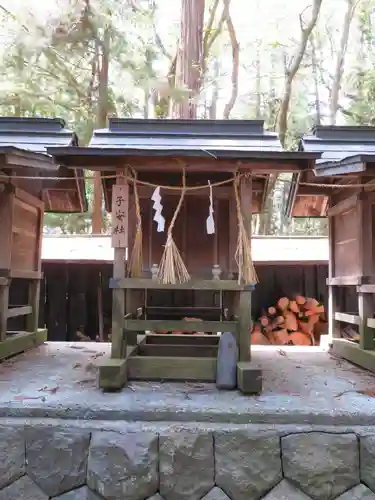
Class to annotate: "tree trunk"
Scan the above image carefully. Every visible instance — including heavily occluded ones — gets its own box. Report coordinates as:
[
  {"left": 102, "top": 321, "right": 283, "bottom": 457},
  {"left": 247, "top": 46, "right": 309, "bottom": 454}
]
[
  {"left": 277, "top": 0, "right": 323, "bottom": 146},
  {"left": 209, "top": 59, "right": 220, "bottom": 119},
  {"left": 255, "top": 40, "right": 261, "bottom": 119},
  {"left": 329, "top": 0, "right": 357, "bottom": 125},
  {"left": 222, "top": 0, "right": 239, "bottom": 119},
  {"left": 310, "top": 34, "right": 321, "bottom": 125},
  {"left": 92, "top": 27, "right": 110, "bottom": 234},
  {"left": 173, "top": 0, "right": 205, "bottom": 118}
]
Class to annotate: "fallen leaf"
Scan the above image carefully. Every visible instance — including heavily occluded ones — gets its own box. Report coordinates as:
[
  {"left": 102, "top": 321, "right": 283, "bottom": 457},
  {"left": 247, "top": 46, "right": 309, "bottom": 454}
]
[
  {"left": 14, "top": 395, "right": 43, "bottom": 402},
  {"left": 277, "top": 349, "right": 287, "bottom": 356},
  {"left": 357, "top": 389, "right": 375, "bottom": 397}
]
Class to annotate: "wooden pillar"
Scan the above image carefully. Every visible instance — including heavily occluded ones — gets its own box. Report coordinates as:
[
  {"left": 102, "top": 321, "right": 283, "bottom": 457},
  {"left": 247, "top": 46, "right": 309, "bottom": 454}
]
[
  {"left": 358, "top": 292, "right": 374, "bottom": 350},
  {"left": 26, "top": 280, "right": 40, "bottom": 333},
  {"left": 238, "top": 175, "right": 252, "bottom": 362},
  {"left": 0, "top": 282, "right": 9, "bottom": 341},
  {"left": 327, "top": 210, "right": 338, "bottom": 341},
  {"left": 111, "top": 168, "right": 129, "bottom": 359},
  {"left": 358, "top": 194, "right": 374, "bottom": 350},
  {"left": 27, "top": 197, "right": 43, "bottom": 333}
]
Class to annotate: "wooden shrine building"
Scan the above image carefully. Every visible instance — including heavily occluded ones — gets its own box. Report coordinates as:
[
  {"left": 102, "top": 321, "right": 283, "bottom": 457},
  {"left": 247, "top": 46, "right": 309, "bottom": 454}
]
[
  {"left": 50, "top": 118, "right": 319, "bottom": 392},
  {"left": 288, "top": 125, "right": 375, "bottom": 372},
  {"left": 0, "top": 117, "right": 86, "bottom": 360}
]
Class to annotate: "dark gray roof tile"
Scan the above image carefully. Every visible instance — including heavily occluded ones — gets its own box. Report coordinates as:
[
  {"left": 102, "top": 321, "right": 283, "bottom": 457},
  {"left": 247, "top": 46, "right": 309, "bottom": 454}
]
[
  {"left": 0, "top": 117, "right": 77, "bottom": 153},
  {"left": 89, "top": 118, "right": 283, "bottom": 154}
]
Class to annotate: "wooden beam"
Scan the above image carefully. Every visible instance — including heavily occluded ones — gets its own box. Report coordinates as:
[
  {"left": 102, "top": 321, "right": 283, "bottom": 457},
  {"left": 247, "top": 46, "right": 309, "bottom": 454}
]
[
  {"left": 110, "top": 278, "right": 253, "bottom": 291},
  {"left": 334, "top": 312, "right": 360, "bottom": 325},
  {"left": 7, "top": 305, "right": 32, "bottom": 319},
  {"left": 138, "top": 344, "right": 218, "bottom": 357},
  {"left": 145, "top": 334, "right": 220, "bottom": 345},
  {"left": 327, "top": 276, "right": 369, "bottom": 286},
  {"left": 124, "top": 318, "right": 238, "bottom": 333},
  {"left": 327, "top": 193, "right": 360, "bottom": 218},
  {"left": 332, "top": 338, "right": 375, "bottom": 373},
  {"left": 127, "top": 355, "right": 217, "bottom": 382},
  {"left": 0, "top": 329, "right": 47, "bottom": 361}
]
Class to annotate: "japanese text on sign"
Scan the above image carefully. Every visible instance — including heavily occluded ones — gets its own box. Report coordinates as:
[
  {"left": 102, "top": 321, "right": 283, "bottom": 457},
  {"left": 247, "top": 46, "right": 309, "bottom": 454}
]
[{"left": 111, "top": 184, "right": 129, "bottom": 248}]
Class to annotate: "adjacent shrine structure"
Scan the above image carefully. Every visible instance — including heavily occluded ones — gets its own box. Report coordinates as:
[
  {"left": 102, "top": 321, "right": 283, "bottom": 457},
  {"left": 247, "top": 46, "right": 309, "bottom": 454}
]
[
  {"left": 50, "top": 118, "right": 318, "bottom": 392},
  {"left": 0, "top": 117, "right": 86, "bottom": 360},
  {"left": 289, "top": 125, "right": 375, "bottom": 372}
]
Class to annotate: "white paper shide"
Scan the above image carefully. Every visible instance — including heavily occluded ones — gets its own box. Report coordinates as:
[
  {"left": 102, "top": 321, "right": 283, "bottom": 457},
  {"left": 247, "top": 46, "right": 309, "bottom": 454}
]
[
  {"left": 151, "top": 186, "right": 165, "bottom": 232},
  {"left": 206, "top": 180, "right": 215, "bottom": 234}
]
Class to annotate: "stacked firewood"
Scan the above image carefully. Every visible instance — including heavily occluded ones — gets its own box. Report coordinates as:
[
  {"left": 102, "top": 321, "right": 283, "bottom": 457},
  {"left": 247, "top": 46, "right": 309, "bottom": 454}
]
[{"left": 251, "top": 296, "right": 327, "bottom": 346}]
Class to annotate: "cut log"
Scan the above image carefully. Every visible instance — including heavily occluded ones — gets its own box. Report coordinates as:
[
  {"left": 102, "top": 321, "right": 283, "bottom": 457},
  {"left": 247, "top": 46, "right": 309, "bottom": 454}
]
[
  {"left": 277, "top": 297, "right": 289, "bottom": 310},
  {"left": 295, "top": 295, "right": 306, "bottom": 305},
  {"left": 288, "top": 331, "right": 312, "bottom": 346},
  {"left": 283, "top": 311, "right": 298, "bottom": 331},
  {"left": 251, "top": 330, "right": 271, "bottom": 345},
  {"left": 289, "top": 300, "right": 300, "bottom": 314},
  {"left": 270, "top": 328, "right": 290, "bottom": 345}
]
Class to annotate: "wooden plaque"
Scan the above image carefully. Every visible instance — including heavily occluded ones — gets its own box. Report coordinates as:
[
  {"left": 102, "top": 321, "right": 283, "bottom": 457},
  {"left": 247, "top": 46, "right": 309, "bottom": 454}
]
[{"left": 111, "top": 184, "right": 129, "bottom": 248}]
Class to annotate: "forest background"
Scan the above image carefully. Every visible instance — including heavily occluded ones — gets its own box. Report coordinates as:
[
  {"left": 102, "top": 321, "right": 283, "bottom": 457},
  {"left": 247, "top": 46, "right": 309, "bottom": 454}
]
[{"left": 0, "top": 0, "right": 372, "bottom": 236}]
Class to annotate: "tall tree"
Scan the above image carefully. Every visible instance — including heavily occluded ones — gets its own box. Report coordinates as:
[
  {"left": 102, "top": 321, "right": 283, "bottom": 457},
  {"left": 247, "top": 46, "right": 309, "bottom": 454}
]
[
  {"left": 329, "top": 0, "right": 358, "bottom": 125},
  {"left": 277, "top": 0, "right": 323, "bottom": 146},
  {"left": 173, "top": 0, "right": 205, "bottom": 118}
]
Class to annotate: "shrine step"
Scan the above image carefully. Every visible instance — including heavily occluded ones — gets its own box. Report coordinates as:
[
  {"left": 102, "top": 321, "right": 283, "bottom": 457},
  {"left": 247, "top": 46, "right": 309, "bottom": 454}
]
[
  {"left": 145, "top": 334, "right": 220, "bottom": 346},
  {"left": 137, "top": 344, "right": 218, "bottom": 358},
  {"left": 127, "top": 355, "right": 217, "bottom": 382}
]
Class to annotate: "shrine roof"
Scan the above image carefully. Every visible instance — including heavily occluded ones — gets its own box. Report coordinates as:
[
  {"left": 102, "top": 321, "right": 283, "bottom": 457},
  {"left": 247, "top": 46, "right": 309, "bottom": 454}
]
[
  {"left": 0, "top": 117, "right": 87, "bottom": 213},
  {"left": 0, "top": 117, "right": 78, "bottom": 153},
  {"left": 300, "top": 125, "right": 375, "bottom": 175},
  {"left": 47, "top": 118, "right": 318, "bottom": 165}
]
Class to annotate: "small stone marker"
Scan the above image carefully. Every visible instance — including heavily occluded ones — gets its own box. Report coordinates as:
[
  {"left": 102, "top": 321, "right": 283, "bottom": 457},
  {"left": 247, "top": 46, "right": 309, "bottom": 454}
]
[{"left": 216, "top": 332, "right": 238, "bottom": 390}]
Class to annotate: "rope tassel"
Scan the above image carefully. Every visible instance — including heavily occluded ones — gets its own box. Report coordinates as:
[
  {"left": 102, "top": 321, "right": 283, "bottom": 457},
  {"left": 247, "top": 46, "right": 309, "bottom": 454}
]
[
  {"left": 233, "top": 173, "right": 258, "bottom": 285},
  {"left": 157, "top": 168, "right": 190, "bottom": 285},
  {"left": 129, "top": 169, "right": 143, "bottom": 277}
]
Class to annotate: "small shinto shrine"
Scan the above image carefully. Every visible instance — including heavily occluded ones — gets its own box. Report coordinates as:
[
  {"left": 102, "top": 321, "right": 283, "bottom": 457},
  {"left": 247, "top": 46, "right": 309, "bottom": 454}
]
[
  {"left": 50, "top": 118, "right": 318, "bottom": 392},
  {"left": 0, "top": 117, "right": 86, "bottom": 360},
  {"left": 290, "top": 125, "right": 375, "bottom": 372}
]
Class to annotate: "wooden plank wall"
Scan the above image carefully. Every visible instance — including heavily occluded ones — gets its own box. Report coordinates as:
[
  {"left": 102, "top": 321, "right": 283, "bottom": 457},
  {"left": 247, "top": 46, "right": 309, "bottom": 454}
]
[{"left": 32, "top": 262, "right": 329, "bottom": 340}]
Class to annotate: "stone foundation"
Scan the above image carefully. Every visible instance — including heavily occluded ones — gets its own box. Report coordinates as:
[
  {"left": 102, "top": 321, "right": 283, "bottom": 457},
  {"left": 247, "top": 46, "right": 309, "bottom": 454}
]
[{"left": 2, "top": 424, "right": 375, "bottom": 500}]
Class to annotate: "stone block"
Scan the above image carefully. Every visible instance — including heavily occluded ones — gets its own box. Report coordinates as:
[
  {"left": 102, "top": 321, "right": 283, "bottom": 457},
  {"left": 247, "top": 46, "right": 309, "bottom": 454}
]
[
  {"left": 282, "top": 432, "right": 359, "bottom": 500},
  {"left": 361, "top": 435, "right": 375, "bottom": 492},
  {"left": 0, "top": 426, "right": 25, "bottom": 490},
  {"left": 87, "top": 431, "right": 158, "bottom": 500},
  {"left": 336, "top": 484, "right": 375, "bottom": 499},
  {"left": 25, "top": 427, "right": 90, "bottom": 497},
  {"left": 236, "top": 362, "right": 262, "bottom": 394},
  {"left": 0, "top": 476, "right": 47, "bottom": 500},
  {"left": 215, "top": 430, "right": 282, "bottom": 500},
  {"left": 159, "top": 432, "right": 214, "bottom": 500},
  {"left": 263, "top": 479, "right": 313, "bottom": 499},
  {"left": 201, "top": 487, "right": 231, "bottom": 499},
  {"left": 53, "top": 486, "right": 103, "bottom": 499},
  {"left": 98, "top": 357, "right": 127, "bottom": 390}
]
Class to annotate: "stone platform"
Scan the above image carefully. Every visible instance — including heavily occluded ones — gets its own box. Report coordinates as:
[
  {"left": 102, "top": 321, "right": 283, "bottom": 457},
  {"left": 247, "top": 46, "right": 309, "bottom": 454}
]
[{"left": 2, "top": 342, "right": 375, "bottom": 499}]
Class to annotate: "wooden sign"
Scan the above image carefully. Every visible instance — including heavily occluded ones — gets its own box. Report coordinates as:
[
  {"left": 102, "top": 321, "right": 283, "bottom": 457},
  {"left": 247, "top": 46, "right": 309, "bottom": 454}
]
[{"left": 111, "top": 184, "right": 129, "bottom": 248}]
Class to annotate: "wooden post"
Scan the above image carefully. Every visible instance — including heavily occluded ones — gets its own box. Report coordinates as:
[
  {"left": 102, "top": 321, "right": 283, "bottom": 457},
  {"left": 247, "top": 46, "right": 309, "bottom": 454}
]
[
  {"left": 358, "top": 194, "right": 374, "bottom": 350},
  {"left": 358, "top": 292, "right": 374, "bottom": 350},
  {"left": 111, "top": 168, "right": 129, "bottom": 359},
  {"left": 327, "top": 211, "right": 338, "bottom": 341},
  {"left": 238, "top": 175, "right": 252, "bottom": 362},
  {"left": 0, "top": 283, "right": 9, "bottom": 342},
  {"left": 26, "top": 280, "right": 40, "bottom": 332}
]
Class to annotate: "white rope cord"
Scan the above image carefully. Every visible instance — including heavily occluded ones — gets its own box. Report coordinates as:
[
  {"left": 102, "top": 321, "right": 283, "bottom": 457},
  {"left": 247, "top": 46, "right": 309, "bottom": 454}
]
[{"left": 1, "top": 171, "right": 374, "bottom": 191}]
